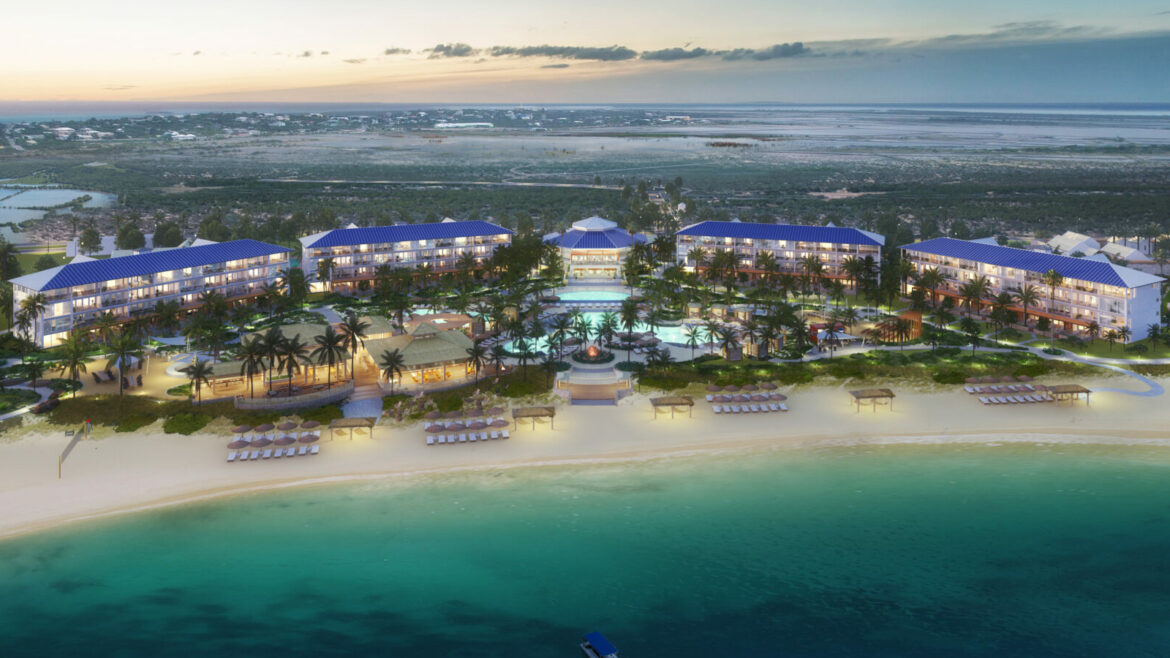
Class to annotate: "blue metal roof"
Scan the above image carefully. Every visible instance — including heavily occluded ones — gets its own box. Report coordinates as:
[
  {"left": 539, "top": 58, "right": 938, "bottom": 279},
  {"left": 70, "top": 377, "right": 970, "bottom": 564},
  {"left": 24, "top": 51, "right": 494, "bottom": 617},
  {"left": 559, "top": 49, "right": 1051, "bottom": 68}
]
[
  {"left": 901, "top": 237, "right": 1163, "bottom": 288},
  {"left": 584, "top": 632, "right": 618, "bottom": 656},
  {"left": 307, "top": 221, "right": 512, "bottom": 248},
  {"left": 676, "top": 220, "right": 884, "bottom": 246},
  {"left": 550, "top": 227, "right": 642, "bottom": 249},
  {"left": 35, "top": 240, "right": 288, "bottom": 291}
]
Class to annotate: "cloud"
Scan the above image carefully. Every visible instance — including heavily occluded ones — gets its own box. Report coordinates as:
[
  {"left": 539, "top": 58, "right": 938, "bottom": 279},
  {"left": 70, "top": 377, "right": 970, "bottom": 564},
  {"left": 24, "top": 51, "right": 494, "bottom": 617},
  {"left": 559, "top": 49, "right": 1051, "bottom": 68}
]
[
  {"left": 343, "top": 58, "right": 366, "bottom": 64},
  {"left": 428, "top": 43, "right": 477, "bottom": 58},
  {"left": 192, "top": 50, "right": 201, "bottom": 56},
  {"left": 488, "top": 45, "right": 637, "bottom": 61},
  {"left": 541, "top": 63, "right": 570, "bottom": 69},
  {"left": 383, "top": 47, "right": 411, "bottom": 55},
  {"left": 320, "top": 50, "right": 330, "bottom": 56},
  {"left": 919, "top": 21, "right": 1103, "bottom": 47},
  {"left": 298, "top": 50, "right": 313, "bottom": 58},
  {"left": 721, "top": 42, "right": 808, "bottom": 60},
  {"left": 102, "top": 85, "right": 136, "bottom": 91},
  {"left": 641, "top": 47, "right": 712, "bottom": 61}
]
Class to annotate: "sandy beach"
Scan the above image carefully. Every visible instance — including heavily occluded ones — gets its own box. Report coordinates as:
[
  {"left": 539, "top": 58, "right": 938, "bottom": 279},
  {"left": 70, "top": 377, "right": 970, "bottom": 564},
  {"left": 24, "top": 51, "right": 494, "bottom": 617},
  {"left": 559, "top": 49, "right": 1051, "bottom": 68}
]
[{"left": 2, "top": 377, "right": 1169, "bottom": 540}]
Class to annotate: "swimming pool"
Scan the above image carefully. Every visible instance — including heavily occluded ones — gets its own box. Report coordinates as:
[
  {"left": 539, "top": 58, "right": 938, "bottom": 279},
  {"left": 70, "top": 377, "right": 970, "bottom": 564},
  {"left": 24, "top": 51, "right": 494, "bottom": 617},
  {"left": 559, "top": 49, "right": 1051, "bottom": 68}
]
[
  {"left": 556, "top": 290, "right": 631, "bottom": 302},
  {"left": 505, "top": 311, "right": 694, "bottom": 353}
]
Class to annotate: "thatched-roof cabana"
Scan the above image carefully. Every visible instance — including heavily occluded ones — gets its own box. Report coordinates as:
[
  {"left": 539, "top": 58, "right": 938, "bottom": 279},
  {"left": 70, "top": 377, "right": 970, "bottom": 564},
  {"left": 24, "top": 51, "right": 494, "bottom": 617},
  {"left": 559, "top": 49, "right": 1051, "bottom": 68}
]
[
  {"left": 849, "top": 388, "right": 896, "bottom": 413},
  {"left": 650, "top": 395, "right": 694, "bottom": 418},
  {"left": 511, "top": 406, "right": 556, "bottom": 430},
  {"left": 329, "top": 416, "right": 378, "bottom": 440},
  {"left": 1046, "top": 384, "right": 1092, "bottom": 405}
]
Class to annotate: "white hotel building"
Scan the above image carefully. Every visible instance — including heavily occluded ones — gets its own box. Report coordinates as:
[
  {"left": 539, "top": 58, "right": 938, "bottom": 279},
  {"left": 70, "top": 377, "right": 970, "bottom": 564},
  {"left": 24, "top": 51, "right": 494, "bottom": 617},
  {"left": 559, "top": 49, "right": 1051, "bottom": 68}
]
[
  {"left": 299, "top": 220, "right": 512, "bottom": 291},
  {"left": 902, "top": 237, "right": 1165, "bottom": 341},
  {"left": 10, "top": 239, "right": 290, "bottom": 348},
  {"left": 675, "top": 220, "right": 885, "bottom": 280}
]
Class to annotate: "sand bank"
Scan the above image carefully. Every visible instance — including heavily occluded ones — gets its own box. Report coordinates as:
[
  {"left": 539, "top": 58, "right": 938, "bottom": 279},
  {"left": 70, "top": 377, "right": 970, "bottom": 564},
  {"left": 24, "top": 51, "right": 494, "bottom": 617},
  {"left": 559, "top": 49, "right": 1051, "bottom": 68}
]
[{"left": 2, "top": 379, "right": 1168, "bottom": 540}]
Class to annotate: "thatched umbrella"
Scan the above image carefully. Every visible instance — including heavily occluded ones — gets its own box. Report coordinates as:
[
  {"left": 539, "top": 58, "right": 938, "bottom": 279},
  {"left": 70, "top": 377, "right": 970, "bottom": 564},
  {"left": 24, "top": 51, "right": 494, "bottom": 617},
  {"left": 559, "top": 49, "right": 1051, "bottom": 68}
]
[
  {"left": 298, "top": 432, "right": 319, "bottom": 444},
  {"left": 300, "top": 420, "right": 320, "bottom": 430},
  {"left": 277, "top": 421, "right": 298, "bottom": 432},
  {"left": 1016, "top": 374, "right": 1033, "bottom": 382},
  {"left": 254, "top": 423, "right": 275, "bottom": 433},
  {"left": 742, "top": 384, "right": 758, "bottom": 392},
  {"left": 724, "top": 385, "right": 739, "bottom": 392},
  {"left": 443, "top": 410, "right": 463, "bottom": 419},
  {"left": 275, "top": 435, "right": 297, "bottom": 446},
  {"left": 465, "top": 409, "right": 483, "bottom": 418},
  {"left": 735, "top": 394, "right": 751, "bottom": 403},
  {"left": 425, "top": 423, "right": 444, "bottom": 433},
  {"left": 981, "top": 376, "right": 997, "bottom": 384},
  {"left": 424, "top": 411, "right": 442, "bottom": 420},
  {"left": 448, "top": 421, "right": 466, "bottom": 430},
  {"left": 769, "top": 393, "right": 788, "bottom": 401},
  {"left": 227, "top": 438, "right": 250, "bottom": 449},
  {"left": 468, "top": 420, "right": 488, "bottom": 430},
  {"left": 491, "top": 418, "right": 509, "bottom": 428},
  {"left": 999, "top": 376, "right": 1015, "bottom": 383},
  {"left": 760, "top": 382, "right": 778, "bottom": 390},
  {"left": 714, "top": 395, "right": 730, "bottom": 403},
  {"left": 251, "top": 435, "right": 273, "bottom": 448},
  {"left": 750, "top": 394, "right": 766, "bottom": 402},
  {"left": 965, "top": 377, "right": 979, "bottom": 384},
  {"left": 233, "top": 424, "right": 252, "bottom": 434},
  {"left": 706, "top": 384, "right": 721, "bottom": 392}
]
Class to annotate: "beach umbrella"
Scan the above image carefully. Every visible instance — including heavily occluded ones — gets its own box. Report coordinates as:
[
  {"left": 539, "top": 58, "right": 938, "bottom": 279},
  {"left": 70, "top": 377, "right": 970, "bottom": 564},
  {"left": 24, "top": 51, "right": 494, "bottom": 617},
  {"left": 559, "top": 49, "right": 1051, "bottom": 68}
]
[
  {"left": 724, "top": 385, "right": 739, "bottom": 392},
  {"left": 298, "top": 433, "right": 320, "bottom": 444},
  {"left": 491, "top": 418, "right": 509, "bottom": 428},
  {"left": 999, "top": 376, "right": 1015, "bottom": 383},
  {"left": 770, "top": 393, "right": 788, "bottom": 402},
  {"left": 300, "top": 420, "right": 320, "bottom": 430},
  {"left": 465, "top": 409, "right": 483, "bottom": 418},
  {"left": 981, "top": 376, "right": 997, "bottom": 384},
  {"left": 706, "top": 385, "right": 721, "bottom": 392},
  {"left": 275, "top": 435, "right": 296, "bottom": 446},
  {"left": 750, "top": 394, "right": 766, "bottom": 402},
  {"left": 426, "top": 423, "right": 446, "bottom": 432},
  {"left": 228, "top": 438, "right": 250, "bottom": 449},
  {"left": 424, "top": 411, "right": 442, "bottom": 420},
  {"left": 448, "top": 421, "right": 466, "bottom": 430},
  {"left": 1016, "top": 374, "right": 1033, "bottom": 382},
  {"left": 488, "top": 407, "right": 504, "bottom": 415},
  {"left": 736, "top": 394, "right": 751, "bottom": 403},
  {"left": 443, "top": 410, "right": 463, "bottom": 419},
  {"left": 254, "top": 423, "right": 275, "bottom": 433},
  {"left": 232, "top": 424, "right": 252, "bottom": 434},
  {"left": 277, "top": 421, "right": 298, "bottom": 432},
  {"left": 468, "top": 420, "right": 488, "bottom": 430},
  {"left": 251, "top": 436, "right": 273, "bottom": 448},
  {"left": 742, "top": 384, "right": 758, "bottom": 392},
  {"left": 760, "top": 382, "right": 777, "bottom": 390},
  {"left": 965, "top": 377, "right": 978, "bottom": 384}
]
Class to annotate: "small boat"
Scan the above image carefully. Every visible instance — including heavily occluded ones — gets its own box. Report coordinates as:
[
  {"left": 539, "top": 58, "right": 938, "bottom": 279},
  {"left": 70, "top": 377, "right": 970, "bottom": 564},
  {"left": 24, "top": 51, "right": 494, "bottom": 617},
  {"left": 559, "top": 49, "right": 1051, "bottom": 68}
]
[{"left": 580, "top": 631, "right": 619, "bottom": 658}]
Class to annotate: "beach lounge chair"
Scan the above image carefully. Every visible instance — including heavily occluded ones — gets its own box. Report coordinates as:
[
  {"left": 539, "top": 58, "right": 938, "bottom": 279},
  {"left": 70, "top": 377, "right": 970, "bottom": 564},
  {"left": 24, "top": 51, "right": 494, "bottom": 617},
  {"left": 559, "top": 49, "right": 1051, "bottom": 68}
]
[
  {"left": 750, "top": 404, "right": 761, "bottom": 413},
  {"left": 227, "top": 452, "right": 237, "bottom": 462},
  {"left": 713, "top": 406, "right": 722, "bottom": 414},
  {"left": 249, "top": 450, "right": 260, "bottom": 460},
  {"left": 459, "top": 433, "right": 468, "bottom": 442},
  {"left": 310, "top": 445, "right": 319, "bottom": 455},
  {"left": 490, "top": 431, "right": 500, "bottom": 440},
  {"left": 262, "top": 449, "right": 272, "bottom": 459},
  {"left": 298, "top": 446, "right": 308, "bottom": 456},
  {"left": 706, "top": 395, "right": 715, "bottom": 402},
  {"left": 427, "top": 435, "right": 435, "bottom": 445},
  {"left": 469, "top": 433, "right": 478, "bottom": 442},
  {"left": 978, "top": 397, "right": 990, "bottom": 405},
  {"left": 779, "top": 403, "right": 788, "bottom": 412},
  {"left": 92, "top": 373, "right": 102, "bottom": 385},
  {"left": 502, "top": 430, "right": 510, "bottom": 439},
  {"left": 273, "top": 448, "right": 283, "bottom": 459},
  {"left": 1024, "top": 384, "right": 1036, "bottom": 391},
  {"left": 964, "top": 386, "right": 976, "bottom": 394},
  {"left": 768, "top": 403, "right": 779, "bottom": 412}
]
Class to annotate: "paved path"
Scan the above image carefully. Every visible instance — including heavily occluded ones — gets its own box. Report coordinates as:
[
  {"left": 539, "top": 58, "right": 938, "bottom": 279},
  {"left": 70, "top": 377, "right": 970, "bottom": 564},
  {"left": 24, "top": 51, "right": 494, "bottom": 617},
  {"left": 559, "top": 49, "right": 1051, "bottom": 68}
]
[
  {"left": 0, "top": 383, "right": 50, "bottom": 422},
  {"left": 341, "top": 384, "right": 383, "bottom": 418},
  {"left": 310, "top": 305, "right": 344, "bottom": 324}
]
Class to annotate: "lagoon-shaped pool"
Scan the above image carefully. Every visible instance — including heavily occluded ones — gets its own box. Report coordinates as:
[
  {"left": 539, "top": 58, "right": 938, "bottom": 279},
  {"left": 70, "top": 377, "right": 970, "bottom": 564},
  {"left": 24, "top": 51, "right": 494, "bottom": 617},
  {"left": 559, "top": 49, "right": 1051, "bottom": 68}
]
[{"left": 506, "top": 311, "right": 694, "bottom": 353}]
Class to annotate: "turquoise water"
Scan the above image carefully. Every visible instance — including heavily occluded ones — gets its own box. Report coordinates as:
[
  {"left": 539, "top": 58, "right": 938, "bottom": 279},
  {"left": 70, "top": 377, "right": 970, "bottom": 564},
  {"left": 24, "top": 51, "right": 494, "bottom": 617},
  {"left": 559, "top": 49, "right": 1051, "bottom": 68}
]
[
  {"left": 557, "top": 290, "right": 631, "bottom": 302},
  {"left": 509, "top": 311, "right": 693, "bottom": 353},
  {"left": 3, "top": 445, "right": 1170, "bottom": 657}
]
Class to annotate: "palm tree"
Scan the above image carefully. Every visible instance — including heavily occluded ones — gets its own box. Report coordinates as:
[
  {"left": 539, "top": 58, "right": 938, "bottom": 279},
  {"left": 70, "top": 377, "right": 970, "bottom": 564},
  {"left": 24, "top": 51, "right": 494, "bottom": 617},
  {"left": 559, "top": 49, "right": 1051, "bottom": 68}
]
[
  {"left": 378, "top": 348, "right": 405, "bottom": 393},
  {"left": 238, "top": 336, "right": 267, "bottom": 399},
  {"left": 278, "top": 267, "right": 310, "bottom": 308},
  {"left": 799, "top": 254, "right": 824, "bottom": 307},
  {"left": 278, "top": 334, "right": 309, "bottom": 395},
  {"left": 1041, "top": 269, "right": 1065, "bottom": 349},
  {"left": 338, "top": 315, "right": 371, "bottom": 379},
  {"left": 1118, "top": 325, "right": 1132, "bottom": 345},
  {"left": 1014, "top": 284, "right": 1041, "bottom": 329},
  {"left": 310, "top": 325, "right": 348, "bottom": 390},
  {"left": 259, "top": 281, "right": 282, "bottom": 318},
  {"left": 153, "top": 299, "right": 181, "bottom": 336},
  {"left": 489, "top": 345, "right": 508, "bottom": 378},
  {"left": 716, "top": 326, "right": 740, "bottom": 360},
  {"left": 702, "top": 319, "right": 721, "bottom": 354},
  {"left": 1104, "top": 329, "right": 1120, "bottom": 352},
  {"left": 94, "top": 311, "right": 119, "bottom": 346},
  {"left": 958, "top": 317, "right": 981, "bottom": 354},
  {"left": 316, "top": 257, "right": 335, "bottom": 293},
  {"left": 58, "top": 333, "right": 90, "bottom": 398},
  {"left": 916, "top": 267, "right": 946, "bottom": 308},
  {"left": 17, "top": 292, "right": 46, "bottom": 346},
  {"left": 619, "top": 298, "right": 640, "bottom": 363},
  {"left": 958, "top": 275, "right": 991, "bottom": 316},
  {"left": 106, "top": 333, "right": 144, "bottom": 398},
  {"left": 466, "top": 340, "right": 488, "bottom": 383},
  {"left": 258, "top": 328, "right": 285, "bottom": 394},
  {"left": 684, "top": 327, "right": 701, "bottom": 362},
  {"left": 841, "top": 255, "right": 865, "bottom": 291},
  {"left": 181, "top": 357, "right": 214, "bottom": 404},
  {"left": 23, "top": 360, "right": 45, "bottom": 392},
  {"left": 1085, "top": 320, "right": 1100, "bottom": 344}
]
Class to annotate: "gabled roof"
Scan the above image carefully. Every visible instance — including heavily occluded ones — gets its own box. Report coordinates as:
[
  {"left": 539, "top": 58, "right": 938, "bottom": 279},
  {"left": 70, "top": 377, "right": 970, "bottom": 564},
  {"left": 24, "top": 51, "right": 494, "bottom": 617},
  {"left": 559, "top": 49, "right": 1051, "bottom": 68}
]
[
  {"left": 10, "top": 239, "right": 289, "bottom": 292},
  {"left": 305, "top": 220, "right": 512, "bottom": 249},
  {"left": 902, "top": 237, "right": 1164, "bottom": 288},
  {"left": 364, "top": 327, "right": 473, "bottom": 368},
  {"left": 676, "top": 220, "right": 885, "bottom": 246},
  {"left": 546, "top": 216, "right": 644, "bottom": 249}
]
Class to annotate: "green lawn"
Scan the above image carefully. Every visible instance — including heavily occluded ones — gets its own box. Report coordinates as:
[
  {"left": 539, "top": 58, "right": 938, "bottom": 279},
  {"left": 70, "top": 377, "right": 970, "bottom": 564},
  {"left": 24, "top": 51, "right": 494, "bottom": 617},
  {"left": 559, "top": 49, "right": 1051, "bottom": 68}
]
[
  {"left": 14, "top": 252, "right": 69, "bottom": 275},
  {"left": 1054, "top": 336, "right": 1170, "bottom": 360}
]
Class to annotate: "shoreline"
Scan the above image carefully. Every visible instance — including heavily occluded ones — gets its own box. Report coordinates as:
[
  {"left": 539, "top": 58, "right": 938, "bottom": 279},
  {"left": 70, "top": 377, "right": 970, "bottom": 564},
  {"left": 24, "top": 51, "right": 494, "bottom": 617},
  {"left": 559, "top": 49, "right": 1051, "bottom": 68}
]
[{"left": 3, "top": 425, "right": 1170, "bottom": 542}]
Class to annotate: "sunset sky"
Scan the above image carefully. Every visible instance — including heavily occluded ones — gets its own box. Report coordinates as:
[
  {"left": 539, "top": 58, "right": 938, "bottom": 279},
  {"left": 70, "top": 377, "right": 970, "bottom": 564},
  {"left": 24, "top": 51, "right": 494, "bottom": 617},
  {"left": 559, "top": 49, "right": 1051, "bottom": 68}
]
[{"left": 4, "top": 0, "right": 1170, "bottom": 102}]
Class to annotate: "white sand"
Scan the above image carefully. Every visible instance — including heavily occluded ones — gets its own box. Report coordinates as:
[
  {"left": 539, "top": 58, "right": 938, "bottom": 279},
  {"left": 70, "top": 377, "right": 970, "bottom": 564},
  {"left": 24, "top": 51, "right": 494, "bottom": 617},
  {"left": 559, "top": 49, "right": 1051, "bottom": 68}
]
[{"left": 1, "top": 379, "right": 1167, "bottom": 540}]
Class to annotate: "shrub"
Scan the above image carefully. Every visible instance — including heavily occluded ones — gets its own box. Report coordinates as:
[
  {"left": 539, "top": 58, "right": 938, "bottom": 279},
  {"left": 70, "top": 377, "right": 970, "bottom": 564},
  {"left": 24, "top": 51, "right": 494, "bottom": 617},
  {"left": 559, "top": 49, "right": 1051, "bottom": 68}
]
[
  {"left": 1124, "top": 343, "right": 1149, "bottom": 354},
  {"left": 501, "top": 379, "right": 542, "bottom": 398},
  {"left": 825, "top": 361, "right": 866, "bottom": 379},
  {"left": 434, "top": 396, "right": 464, "bottom": 413},
  {"left": 166, "top": 383, "right": 191, "bottom": 398},
  {"left": 615, "top": 361, "right": 643, "bottom": 372},
  {"left": 47, "top": 378, "right": 82, "bottom": 392},
  {"left": 931, "top": 369, "right": 967, "bottom": 385},
  {"left": 299, "top": 404, "right": 345, "bottom": 424},
  {"left": 1012, "top": 362, "right": 1052, "bottom": 378},
  {"left": 163, "top": 412, "right": 212, "bottom": 435},
  {"left": 115, "top": 414, "right": 157, "bottom": 432}
]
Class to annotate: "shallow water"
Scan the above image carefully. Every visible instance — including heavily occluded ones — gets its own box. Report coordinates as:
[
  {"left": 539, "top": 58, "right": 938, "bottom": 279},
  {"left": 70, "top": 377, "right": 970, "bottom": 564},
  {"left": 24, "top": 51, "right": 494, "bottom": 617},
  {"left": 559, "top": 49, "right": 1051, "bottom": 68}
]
[{"left": 2, "top": 444, "right": 1169, "bottom": 657}]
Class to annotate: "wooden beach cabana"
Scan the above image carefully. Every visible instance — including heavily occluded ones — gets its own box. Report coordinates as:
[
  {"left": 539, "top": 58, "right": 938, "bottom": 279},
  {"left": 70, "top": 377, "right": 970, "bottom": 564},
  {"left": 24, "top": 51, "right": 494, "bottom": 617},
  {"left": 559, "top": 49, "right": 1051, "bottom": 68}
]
[
  {"left": 512, "top": 406, "right": 556, "bottom": 430},
  {"left": 329, "top": 416, "right": 377, "bottom": 440},
  {"left": 1047, "top": 384, "right": 1092, "bottom": 405},
  {"left": 650, "top": 396, "right": 694, "bottom": 419},
  {"left": 849, "top": 388, "right": 896, "bottom": 413}
]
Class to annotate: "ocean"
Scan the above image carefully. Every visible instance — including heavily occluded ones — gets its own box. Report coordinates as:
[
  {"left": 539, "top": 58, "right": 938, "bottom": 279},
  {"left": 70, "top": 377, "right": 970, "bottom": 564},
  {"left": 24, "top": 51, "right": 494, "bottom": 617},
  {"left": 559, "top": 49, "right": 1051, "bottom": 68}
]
[{"left": 1, "top": 443, "right": 1168, "bottom": 657}]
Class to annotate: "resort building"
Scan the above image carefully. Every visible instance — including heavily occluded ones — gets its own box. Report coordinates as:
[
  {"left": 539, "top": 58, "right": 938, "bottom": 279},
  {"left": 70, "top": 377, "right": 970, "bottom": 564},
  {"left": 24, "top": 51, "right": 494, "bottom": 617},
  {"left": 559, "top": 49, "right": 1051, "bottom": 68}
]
[
  {"left": 675, "top": 220, "right": 885, "bottom": 280},
  {"left": 544, "top": 216, "right": 648, "bottom": 280},
  {"left": 365, "top": 320, "right": 477, "bottom": 390},
  {"left": 299, "top": 219, "right": 512, "bottom": 292},
  {"left": 10, "top": 239, "right": 290, "bottom": 348},
  {"left": 901, "top": 237, "right": 1165, "bottom": 341}
]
